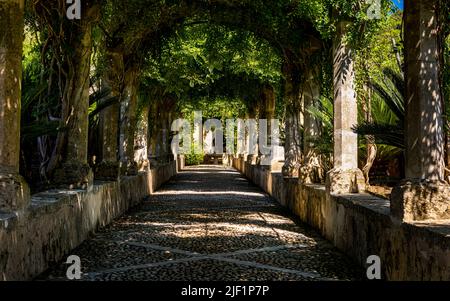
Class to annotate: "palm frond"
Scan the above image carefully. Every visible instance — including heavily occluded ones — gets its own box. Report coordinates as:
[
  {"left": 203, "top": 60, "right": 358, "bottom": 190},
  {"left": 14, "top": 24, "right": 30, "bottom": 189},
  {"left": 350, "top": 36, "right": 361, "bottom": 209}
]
[
  {"left": 383, "top": 67, "right": 404, "bottom": 94},
  {"left": 353, "top": 122, "right": 405, "bottom": 149},
  {"left": 367, "top": 81, "right": 404, "bottom": 122}
]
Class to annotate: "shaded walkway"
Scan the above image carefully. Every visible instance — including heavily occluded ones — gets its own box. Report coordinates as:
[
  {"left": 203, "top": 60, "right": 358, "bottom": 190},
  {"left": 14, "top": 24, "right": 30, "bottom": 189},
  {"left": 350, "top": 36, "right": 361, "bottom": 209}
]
[{"left": 38, "top": 166, "right": 363, "bottom": 281}]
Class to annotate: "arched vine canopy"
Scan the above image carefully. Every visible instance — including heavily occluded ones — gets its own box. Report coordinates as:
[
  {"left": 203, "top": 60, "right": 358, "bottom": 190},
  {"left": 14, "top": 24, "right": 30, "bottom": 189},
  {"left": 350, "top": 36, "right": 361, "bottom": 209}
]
[{"left": 20, "top": 0, "right": 450, "bottom": 189}]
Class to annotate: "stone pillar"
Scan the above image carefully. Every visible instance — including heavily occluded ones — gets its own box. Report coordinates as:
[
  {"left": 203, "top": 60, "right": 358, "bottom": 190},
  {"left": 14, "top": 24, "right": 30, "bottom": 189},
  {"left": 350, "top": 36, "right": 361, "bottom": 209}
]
[
  {"left": 95, "top": 52, "right": 122, "bottom": 181},
  {"left": 299, "top": 68, "right": 322, "bottom": 184},
  {"left": 135, "top": 104, "right": 150, "bottom": 171},
  {"left": 326, "top": 21, "right": 365, "bottom": 194},
  {"left": 119, "top": 68, "right": 139, "bottom": 176},
  {"left": 148, "top": 100, "right": 160, "bottom": 167},
  {"left": 282, "top": 60, "right": 302, "bottom": 178},
  {"left": 246, "top": 106, "right": 259, "bottom": 165},
  {"left": 95, "top": 102, "right": 120, "bottom": 180},
  {"left": 0, "top": 0, "right": 30, "bottom": 212},
  {"left": 390, "top": 0, "right": 450, "bottom": 221},
  {"left": 149, "top": 97, "right": 176, "bottom": 165},
  {"left": 52, "top": 9, "right": 97, "bottom": 189},
  {"left": 282, "top": 110, "right": 302, "bottom": 178},
  {"left": 258, "top": 85, "right": 281, "bottom": 168},
  {"left": 159, "top": 105, "right": 170, "bottom": 163}
]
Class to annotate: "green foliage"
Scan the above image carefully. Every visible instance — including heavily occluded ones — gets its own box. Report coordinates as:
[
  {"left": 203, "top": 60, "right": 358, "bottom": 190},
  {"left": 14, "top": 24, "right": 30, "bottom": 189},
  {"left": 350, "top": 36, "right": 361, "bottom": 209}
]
[
  {"left": 185, "top": 151, "right": 205, "bottom": 166},
  {"left": 141, "top": 23, "right": 281, "bottom": 106},
  {"left": 306, "top": 96, "right": 334, "bottom": 172}
]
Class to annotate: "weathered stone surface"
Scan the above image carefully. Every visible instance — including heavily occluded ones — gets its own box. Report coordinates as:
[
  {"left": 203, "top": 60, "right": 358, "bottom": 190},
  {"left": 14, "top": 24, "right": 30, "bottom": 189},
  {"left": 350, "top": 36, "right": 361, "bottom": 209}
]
[
  {"left": 134, "top": 105, "right": 149, "bottom": 172},
  {"left": 391, "top": 181, "right": 450, "bottom": 221},
  {"left": 326, "top": 168, "right": 366, "bottom": 194},
  {"left": 0, "top": 172, "right": 30, "bottom": 212},
  {"left": 403, "top": 0, "right": 445, "bottom": 181},
  {"left": 119, "top": 69, "right": 139, "bottom": 170},
  {"left": 0, "top": 161, "right": 177, "bottom": 280},
  {"left": 0, "top": 0, "right": 30, "bottom": 213},
  {"left": 332, "top": 21, "right": 359, "bottom": 171},
  {"left": 233, "top": 158, "right": 450, "bottom": 280},
  {"left": 299, "top": 161, "right": 322, "bottom": 185},
  {"left": 52, "top": 161, "right": 94, "bottom": 190},
  {"left": 282, "top": 112, "right": 302, "bottom": 178},
  {"left": 301, "top": 68, "right": 323, "bottom": 184},
  {"left": 98, "top": 102, "right": 119, "bottom": 163},
  {"left": 0, "top": 0, "right": 24, "bottom": 170}
]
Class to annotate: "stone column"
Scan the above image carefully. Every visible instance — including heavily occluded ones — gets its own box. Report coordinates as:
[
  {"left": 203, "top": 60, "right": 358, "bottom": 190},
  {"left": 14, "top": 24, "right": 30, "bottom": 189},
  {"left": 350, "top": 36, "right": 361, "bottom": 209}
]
[
  {"left": 119, "top": 68, "right": 139, "bottom": 176},
  {"left": 282, "top": 60, "right": 302, "bottom": 178},
  {"left": 135, "top": 104, "right": 150, "bottom": 171},
  {"left": 162, "top": 98, "right": 177, "bottom": 163},
  {"left": 326, "top": 21, "right": 365, "bottom": 194},
  {"left": 158, "top": 106, "right": 168, "bottom": 164},
  {"left": 52, "top": 8, "right": 98, "bottom": 189},
  {"left": 299, "top": 68, "right": 322, "bottom": 184},
  {"left": 258, "top": 85, "right": 279, "bottom": 168},
  {"left": 246, "top": 105, "right": 259, "bottom": 165},
  {"left": 282, "top": 111, "right": 302, "bottom": 178},
  {"left": 390, "top": 0, "right": 450, "bottom": 221},
  {"left": 0, "top": 0, "right": 30, "bottom": 212},
  {"left": 147, "top": 100, "right": 160, "bottom": 167},
  {"left": 95, "top": 102, "right": 120, "bottom": 180},
  {"left": 95, "top": 52, "right": 122, "bottom": 180}
]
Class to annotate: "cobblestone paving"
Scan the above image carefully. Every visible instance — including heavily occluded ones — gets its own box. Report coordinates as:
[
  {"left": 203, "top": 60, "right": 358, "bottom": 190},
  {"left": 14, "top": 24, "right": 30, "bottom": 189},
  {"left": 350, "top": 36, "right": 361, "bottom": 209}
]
[{"left": 38, "top": 165, "right": 364, "bottom": 281}]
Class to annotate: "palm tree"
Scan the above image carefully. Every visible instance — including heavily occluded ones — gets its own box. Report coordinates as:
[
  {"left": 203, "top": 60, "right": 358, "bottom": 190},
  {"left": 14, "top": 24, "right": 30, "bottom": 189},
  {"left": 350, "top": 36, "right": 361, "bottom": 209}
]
[{"left": 353, "top": 67, "right": 405, "bottom": 150}]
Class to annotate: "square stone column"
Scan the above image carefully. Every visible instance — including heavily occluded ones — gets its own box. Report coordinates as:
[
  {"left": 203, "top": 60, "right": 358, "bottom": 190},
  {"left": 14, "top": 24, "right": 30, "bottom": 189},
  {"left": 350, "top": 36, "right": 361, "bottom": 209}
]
[
  {"left": 95, "top": 102, "right": 120, "bottom": 181},
  {"left": 326, "top": 21, "right": 365, "bottom": 194},
  {"left": 299, "top": 68, "right": 323, "bottom": 184},
  {"left": 119, "top": 69, "right": 139, "bottom": 176},
  {"left": 135, "top": 105, "right": 150, "bottom": 171},
  {"left": 244, "top": 110, "right": 259, "bottom": 165},
  {"left": 282, "top": 111, "right": 302, "bottom": 178},
  {"left": 390, "top": 0, "right": 450, "bottom": 221},
  {"left": 52, "top": 9, "right": 97, "bottom": 189},
  {"left": 95, "top": 52, "right": 123, "bottom": 180},
  {"left": 281, "top": 59, "right": 303, "bottom": 178},
  {"left": 0, "top": 0, "right": 30, "bottom": 212}
]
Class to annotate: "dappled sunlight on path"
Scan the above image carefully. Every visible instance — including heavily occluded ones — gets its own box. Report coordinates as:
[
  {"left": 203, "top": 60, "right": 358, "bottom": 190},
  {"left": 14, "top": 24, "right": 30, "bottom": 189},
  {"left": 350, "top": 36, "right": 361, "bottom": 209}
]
[{"left": 38, "top": 165, "right": 363, "bottom": 281}]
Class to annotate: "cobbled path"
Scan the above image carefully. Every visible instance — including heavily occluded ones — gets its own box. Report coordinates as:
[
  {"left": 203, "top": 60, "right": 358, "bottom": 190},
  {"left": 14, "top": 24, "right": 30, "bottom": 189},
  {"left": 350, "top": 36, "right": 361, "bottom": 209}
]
[{"left": 38, "top": 165, "right": 364, "bottom": 281}]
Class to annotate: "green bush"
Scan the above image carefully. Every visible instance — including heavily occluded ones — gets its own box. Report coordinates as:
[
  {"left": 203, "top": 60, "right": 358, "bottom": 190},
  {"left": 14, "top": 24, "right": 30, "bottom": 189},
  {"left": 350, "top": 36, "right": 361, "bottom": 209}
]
[{"left": 185, "top": 152, "right": 204, "bottom": 166}]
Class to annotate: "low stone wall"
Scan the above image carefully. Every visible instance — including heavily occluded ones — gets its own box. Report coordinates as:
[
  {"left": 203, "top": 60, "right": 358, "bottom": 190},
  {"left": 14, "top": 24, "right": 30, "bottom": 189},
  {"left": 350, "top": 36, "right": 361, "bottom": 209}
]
[
  {"left": 233, "top": 157, "right": 450, "bottom": 281},
  {"left": 0, "top": 161, "right": 177, "bottom": 281}
]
